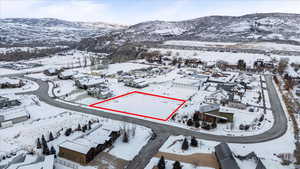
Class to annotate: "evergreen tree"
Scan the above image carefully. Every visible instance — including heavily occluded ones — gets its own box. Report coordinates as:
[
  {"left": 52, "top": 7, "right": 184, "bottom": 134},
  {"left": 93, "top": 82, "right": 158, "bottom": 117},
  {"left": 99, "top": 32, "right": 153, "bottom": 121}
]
[
  {"left": 181, "top": 138, "right": 189, "bottom": 150},
  {"left": 157, "top": 156, "right": 165, "bottom": 169},
  {"left": 173, "top": 161, "right": 182, "bottom": 169},
  {"left": 211, "top": 119, "right": 217, "bottom": 129},
  {"left": 42, "top": 143, "right": 50, "bottom": 155},
  {"left": 36, "top": 138, "right": 42, "bottom": 149},
  {"left": 50, "top": 146, "right": 56, "bottom": 155},
  {"left": 65, "top": 128, "right": 72, "bottom": 136},
  {"left": 122, "top": 131, "right": 129, "bottom": 143},
  {"left": 77, "top": 124, "right": 81, "bottom": 131},
  {"left": 41, "top": 134, "right": 47, "bottom": 146},
  {"left": 190, "top": 136, "right": 198, "bottom": 147},
  {"left": 193, "top": 112, "right": 199, "bottom": 121},
  {"left": 49, "top": 132, "right": 54, "bottom": 141},
  {"left": 194, "top": 121, "right": 200, "bottom": 128},
  {"left": 187, "top": 119, "right": 193, "bottom": 126},
  {"left": 82, "top": 125, "right": 87, "bottom": 132}
]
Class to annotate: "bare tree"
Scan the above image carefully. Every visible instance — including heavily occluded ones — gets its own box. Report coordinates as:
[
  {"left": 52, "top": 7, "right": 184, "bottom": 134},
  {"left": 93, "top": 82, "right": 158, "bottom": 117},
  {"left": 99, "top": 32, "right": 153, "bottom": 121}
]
[{"left": 278, "top": 58, "right": 289, "bottom": 74}]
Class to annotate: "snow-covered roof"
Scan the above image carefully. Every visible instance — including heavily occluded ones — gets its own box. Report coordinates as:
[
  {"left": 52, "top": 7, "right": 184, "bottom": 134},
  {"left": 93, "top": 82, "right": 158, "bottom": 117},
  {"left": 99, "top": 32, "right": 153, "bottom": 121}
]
[
  {"left": 60, "top": 140, "right": 91, "bottom": 154},
  {"left": 133, "top": 79, "right": 146, "bottom": 83},
  {"left": 0, "top": 77, "right": 21, "bottom": 85},
  {"left": 46, "top": 68, "right": 59, "bottom": 73},
  {"left": 0, "top": 108, "right": 27, "bottom": 121},
  {"left": 59, "top": 70, "right": 78, "bottom": 77},
  {"left": 173, "top": 78, "right": 200, "bottom": 86},
  {"left": 102, "top": 124, "right": 120, "bottom": 132},
  {"left": 77, "top": 77, "right": 105, "bottom": 86},
  {"left": 59, "top": 127, "right": 115, "bottom": 154},
  {"left": 199, "top": 104, "right": 220, "bottom": 113}
]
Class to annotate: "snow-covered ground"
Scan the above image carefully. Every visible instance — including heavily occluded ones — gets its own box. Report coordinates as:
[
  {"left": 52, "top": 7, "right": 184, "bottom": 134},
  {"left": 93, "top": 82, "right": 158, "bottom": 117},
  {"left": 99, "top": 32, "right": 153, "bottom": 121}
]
[
  {"left": 52, "top": 66, "right": 272, "bottom": 137},
  {"left": 150, "top": 47, "right": 300, "bottom": 65},
  {"left": 107, "top": 123, "right": 152, "bottom": 160},
  {"left": 0, "top": 94, "right": 152, "bottom": 169},
  {"left": 164, "top": 40, "right": 300, "bottom": 52},
  {"left": 0, "top": 50, "right": 93, "bottom": 76},
  {"left": 92, "top": 91, "right": 185, "bottom": 120},
  {"left": 145, "top": 157, "right": 213, "bottom": 169},
  {"left": 0, "top": 78, "right": 39, "bottom": 94},
  {"left": 153, "top": 78, "right": 295, "bottom": 169}
]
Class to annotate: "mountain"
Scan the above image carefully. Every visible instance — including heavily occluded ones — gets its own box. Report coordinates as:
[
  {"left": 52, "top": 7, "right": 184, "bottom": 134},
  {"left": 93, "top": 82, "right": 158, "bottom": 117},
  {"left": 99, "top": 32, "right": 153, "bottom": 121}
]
[
  {"left": 0, "top": 18, "right": 126, "bottom": 47},
  {"left": 78, "top": 13, "right": 300, "bottom": 52}
]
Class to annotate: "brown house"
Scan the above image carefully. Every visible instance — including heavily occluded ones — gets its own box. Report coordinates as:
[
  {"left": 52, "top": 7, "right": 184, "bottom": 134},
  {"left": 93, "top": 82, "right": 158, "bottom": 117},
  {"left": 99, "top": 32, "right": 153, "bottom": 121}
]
[
  {"left": 58, "top": 130, "right": 120, "bottom": 165},
  {"left": 59, "top": 141, "right": 94, "bottom": 165},
  {"left": 197, "top": 104, "right": 234, "bottom": 123}
]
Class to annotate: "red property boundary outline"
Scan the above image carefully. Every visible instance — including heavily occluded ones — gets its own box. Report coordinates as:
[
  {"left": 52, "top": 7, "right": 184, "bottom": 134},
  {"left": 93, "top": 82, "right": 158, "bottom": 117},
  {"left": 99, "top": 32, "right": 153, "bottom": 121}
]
[{"left": 88, "top": 91, "right": 187, "bottom": 121}]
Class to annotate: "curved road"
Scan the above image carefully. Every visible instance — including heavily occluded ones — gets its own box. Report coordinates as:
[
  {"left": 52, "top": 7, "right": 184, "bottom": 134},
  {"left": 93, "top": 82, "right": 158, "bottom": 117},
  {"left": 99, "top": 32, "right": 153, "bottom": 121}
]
[{"left": 16, "top": 75, "right": 287, "bottom": 168}]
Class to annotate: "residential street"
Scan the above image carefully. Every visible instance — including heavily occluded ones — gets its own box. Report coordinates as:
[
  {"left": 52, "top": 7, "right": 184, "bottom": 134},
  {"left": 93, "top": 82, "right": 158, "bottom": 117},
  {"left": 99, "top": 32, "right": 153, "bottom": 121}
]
[{"left": 18, "top": 74, "right": 287, "bottom": 169}]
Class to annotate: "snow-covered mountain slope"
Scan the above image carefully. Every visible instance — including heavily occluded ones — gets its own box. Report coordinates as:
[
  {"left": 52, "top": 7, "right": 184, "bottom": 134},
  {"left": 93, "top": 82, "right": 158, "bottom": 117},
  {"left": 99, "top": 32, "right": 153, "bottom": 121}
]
[
  {"left": 0, "top": 18, "right": 126, "bottom": 46},
  {"left": 78, "top": 13, "right": 300, "bottom": 52}
]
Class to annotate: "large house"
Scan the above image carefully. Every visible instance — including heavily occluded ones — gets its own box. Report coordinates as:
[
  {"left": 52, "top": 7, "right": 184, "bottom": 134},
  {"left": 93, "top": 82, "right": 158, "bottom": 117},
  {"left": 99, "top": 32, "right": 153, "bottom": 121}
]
[
  {"left": 197, "top": 104, "right": 234, "bottom": 123},
  {"left": 44, "top": 68, "right": 63, "bottom": 76},
  {"left": 124, "top": 79, "right": 149, "bottom": 88},
  {"left": 0, "top": 78, "right": 25, "bottom": 89},
  {"left": 215, "top": 143, "right": 240, "bottom": 169},
  {"left": 58, "top": 127, "right": 120, "bottom": 165},
  {"left": 172, "top": 78, "right": 203, "bottom": 90},
  {"left": 87, "top": 85, "right": 112, "bottom": 99},
  {"left": 75, "top": 77, "right": 106, "bottom": 89},
  {"left": 0, "top": 108, "right": 29, "bottom": 128},
  {"left": 0, "top": 96, "right": 21, "bottom": 109},
  {"left": 58, "top": 70, "right": 78, "bottom": 80}
]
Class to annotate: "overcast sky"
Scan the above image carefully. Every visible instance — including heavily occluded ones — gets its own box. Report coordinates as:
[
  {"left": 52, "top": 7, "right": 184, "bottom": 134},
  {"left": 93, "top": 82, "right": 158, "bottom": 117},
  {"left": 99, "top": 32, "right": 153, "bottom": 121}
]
[{"left": 1, "top": 0, "right": 300, "bottom": 25}]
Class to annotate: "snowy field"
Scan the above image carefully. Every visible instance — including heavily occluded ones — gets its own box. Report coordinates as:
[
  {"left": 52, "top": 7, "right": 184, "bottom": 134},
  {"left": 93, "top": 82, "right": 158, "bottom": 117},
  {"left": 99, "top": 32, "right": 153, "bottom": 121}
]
[
  {"left": 164, "top": 40, "right": 300, "bottom": 52},
  {"left": 91, "top": 91, "right": 185, "bottom": 120},
  {"left": 150, "top": 48, "right": 300, "bottom": 64}
]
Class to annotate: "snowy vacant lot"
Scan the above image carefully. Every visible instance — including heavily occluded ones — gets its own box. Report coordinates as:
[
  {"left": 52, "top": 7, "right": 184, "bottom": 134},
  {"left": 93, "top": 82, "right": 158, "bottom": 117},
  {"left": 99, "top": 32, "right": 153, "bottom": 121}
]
[{"left": 91, "top": 91, "right": 186, "bottom": 121}]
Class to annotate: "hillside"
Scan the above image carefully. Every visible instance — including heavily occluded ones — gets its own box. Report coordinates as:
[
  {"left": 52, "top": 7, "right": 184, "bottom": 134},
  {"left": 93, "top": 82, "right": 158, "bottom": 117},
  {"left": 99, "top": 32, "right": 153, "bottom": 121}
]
[
  {"left": 78, "top": 13, "right": 300, "bottom": 53},
  {"left": 0, "top": 18, "right": 126, "bottom": 47}
]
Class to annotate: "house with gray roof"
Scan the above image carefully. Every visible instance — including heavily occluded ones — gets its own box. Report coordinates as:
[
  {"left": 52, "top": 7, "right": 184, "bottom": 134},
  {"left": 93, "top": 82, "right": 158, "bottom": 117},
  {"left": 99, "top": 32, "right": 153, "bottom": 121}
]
[
  {"left": 0, "top": 96, "right": 21, "bottom": 109},
  {"left": 215, "top": 143, "right": 240, "bottom": 169}
]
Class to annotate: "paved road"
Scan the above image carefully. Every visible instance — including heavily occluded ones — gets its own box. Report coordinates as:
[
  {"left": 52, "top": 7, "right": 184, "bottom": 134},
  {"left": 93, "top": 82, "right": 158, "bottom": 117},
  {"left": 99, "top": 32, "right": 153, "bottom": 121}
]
[{"left": 15, "top": 75, "right": 287, "bottom": 169}]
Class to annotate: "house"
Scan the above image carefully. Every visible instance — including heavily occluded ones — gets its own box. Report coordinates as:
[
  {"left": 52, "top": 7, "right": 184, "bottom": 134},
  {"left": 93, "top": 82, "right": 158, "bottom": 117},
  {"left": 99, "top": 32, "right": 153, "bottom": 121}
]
[
  {"left": 197, "top": 104, "right": 234, "bottom": 123},
  {"left": 217, "top": 83, "right": 236, "bottom": 92},
  {"left": 44, "top": 68, "right": 62, "bottom": 76},
  {"left": 58, "top": 70, "right": 78, "bottom": 80},
  {"left": 75, "top": 77, "right": 106, "bottom": 89},
  {"left": 0, "top": 96, "right": 21, "bottom": 109},
  {"left": 124, "top": 79, "right": 149, "bottom": 88},
  {"left": 87, "top": 86, "right": 112, "bottom": 99},
  {"left": 172, "top": 78, "right": 202, "bottom": 90},
  {"left": 0, "top": 78, "right": 25, "bottom": 89},
  {"left": 215, "top": 143, "right": 240, "bottom": 169},
  {"left": 59, "top": 140, "right": 94, "bottom": 165},
  {"left": 59, "top": 128, "right": 120, "bottom": 165},
  {"left": 205, "top": 90, "right": 229, "bottom": 104},
  {"left": 0, "top": 109, "right": 29, "bottom": 127}
]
